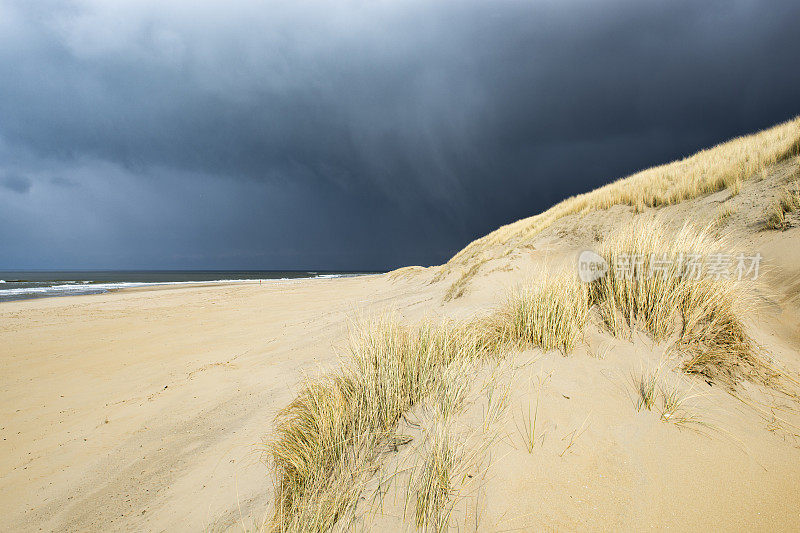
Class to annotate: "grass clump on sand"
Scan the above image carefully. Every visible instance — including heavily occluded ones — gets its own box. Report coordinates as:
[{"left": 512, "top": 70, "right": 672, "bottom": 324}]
[
  {"left": 485, "top": 273, "right": 590, "bottom": 353},
  {"left": 713, "top": 204, "right": 736, "bottom": 226},
  {"left": 632, "top": 368, "right": 709, "bottom": 428},
  {"left": 634, "top": 368, "right": 659, "bottom": 411},
  {"left": 267, "top": 319, "right": 490, "bottom": 531},
  {"left": 442, "top": 259, "right": 488, "bottom": 301},
  {"left": 592, "top": 218, "right": 766, "bottom": 384},
  {"left": 266, "top": 280, "right": 591, "bottom": 530},
  {"left": 658, "top": 381, "right": 706, "bottom": 427},
  {"left": 763, "top": 185, "right": 800, "bottom": 230},
  {"left": 412, "top": 422, "right": 457, "bottom": 532}
]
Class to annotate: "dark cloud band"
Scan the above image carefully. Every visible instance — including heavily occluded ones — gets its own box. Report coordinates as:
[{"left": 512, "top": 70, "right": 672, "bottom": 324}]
[{"left": 1, "top": 0, "right": 799, "bottom": 269}]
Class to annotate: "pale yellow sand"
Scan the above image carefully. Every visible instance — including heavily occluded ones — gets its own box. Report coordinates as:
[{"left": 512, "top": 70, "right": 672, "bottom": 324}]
[{"left": 0, "top": 275, "right": 437, "bottom": 531}]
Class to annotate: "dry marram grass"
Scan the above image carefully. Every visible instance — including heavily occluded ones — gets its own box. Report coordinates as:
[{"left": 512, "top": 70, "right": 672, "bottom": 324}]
[
  {"left": 593, "top": 219, "right": 766, "bottom": 384},
  {"left": 764, "top": 184, "right": 800, "bottom": 230},
  {"left": 411, "top": 422, "right": 457, "bottom": 532},
  {"left": 483, "top": 273, "right": 589, "bottom": 353},
  {"left": 635, "top": 368, "right": 659, "bottom": 411},
  {"left": 267, "top": 319, "right": 492, "bottom": 531}
]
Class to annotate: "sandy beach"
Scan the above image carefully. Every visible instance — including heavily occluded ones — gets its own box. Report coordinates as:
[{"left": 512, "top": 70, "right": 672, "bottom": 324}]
[{"left": 0, "top": 275, "right": 436, "bottom": 531}]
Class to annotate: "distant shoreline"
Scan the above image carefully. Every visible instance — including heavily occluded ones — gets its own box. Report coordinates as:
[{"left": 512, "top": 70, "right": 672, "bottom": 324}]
[{"left": 0, "top": 271, "right": 381, "bottom": 303}]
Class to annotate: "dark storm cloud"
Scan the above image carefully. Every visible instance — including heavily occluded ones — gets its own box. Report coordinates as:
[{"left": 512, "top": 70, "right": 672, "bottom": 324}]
[
  {"left": 1, "top": 173, "right": 31, "bottom": 194},
  {"left": 1, "top": 0, "right": 799, "bottom": 269}
]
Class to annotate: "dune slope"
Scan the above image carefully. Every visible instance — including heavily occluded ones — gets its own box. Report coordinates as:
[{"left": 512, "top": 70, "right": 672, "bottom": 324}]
[{"left": 268, "top": 119, "right": 800, "bottom": 531}]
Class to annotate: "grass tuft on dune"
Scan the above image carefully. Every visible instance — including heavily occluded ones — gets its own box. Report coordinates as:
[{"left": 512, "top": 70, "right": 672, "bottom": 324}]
[
  {"left": 483, "top": 272, "right": 589, "bottom": 354},
  {"left": 267, "top": 319, "right": 489, "bottom": 531},
  {"left": 593, "top": 219, "right": 767, "bottom": 384},
  {"left": 764, "top": 183, "right": 800, "bottom": 230}
]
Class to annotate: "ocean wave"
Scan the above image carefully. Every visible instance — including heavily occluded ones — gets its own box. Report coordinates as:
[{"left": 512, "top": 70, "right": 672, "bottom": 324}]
[
  {"left": 0, "top": 274, "right": 348, "bottom": 302},
  {"left": 0, "top": 282, "right": 148, "bottom": 297}
]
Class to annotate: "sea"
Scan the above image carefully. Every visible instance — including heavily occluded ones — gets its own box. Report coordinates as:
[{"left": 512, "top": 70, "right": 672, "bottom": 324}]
[{"left": 0, "top": 270, "right": 378, "bottom": 303}]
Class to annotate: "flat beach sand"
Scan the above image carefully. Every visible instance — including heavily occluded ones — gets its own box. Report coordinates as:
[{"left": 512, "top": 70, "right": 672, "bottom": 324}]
[{"left": 0, "top": 275, "right": 435, "bottom": 531}]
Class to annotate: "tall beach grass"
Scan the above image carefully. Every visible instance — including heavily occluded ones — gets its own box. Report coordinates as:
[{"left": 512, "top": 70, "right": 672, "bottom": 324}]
[
  {"left": 592, "top": 219, "right": 766, "bottom": 383},
  {"left": 267, "top": 319, "right": 490, "bottom": 531}
]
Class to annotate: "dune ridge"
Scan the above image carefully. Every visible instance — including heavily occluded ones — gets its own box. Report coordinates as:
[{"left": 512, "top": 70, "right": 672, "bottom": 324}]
[
  {"left": 438, "top": 116, "right": 800, "bottom": 300},
  {"left": 264, "top": 117, "right": 800, "bottom": 531}
]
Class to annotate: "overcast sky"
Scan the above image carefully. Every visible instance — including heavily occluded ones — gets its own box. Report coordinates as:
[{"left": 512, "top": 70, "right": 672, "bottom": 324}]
[{"left": 1, "top": 0, "right": 799, "bottom": 270}]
